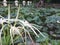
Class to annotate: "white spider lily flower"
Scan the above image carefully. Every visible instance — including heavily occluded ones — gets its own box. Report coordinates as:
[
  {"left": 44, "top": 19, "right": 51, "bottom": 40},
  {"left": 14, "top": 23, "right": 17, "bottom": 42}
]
[
  {"left": 22, "top": 1, "right": 26, "bottom": 6},
  {"left": 10, "top": 25, "right": 24, "bottom": 43},
  {"left": 15, "top": 0, "right": 18, "bottom": 6},
  {"left": 10, "top": 26, "right": 20, "bottom": 35},
  {"left": 1, "top": 18, "right": 44, "bottom": 38},
  {"left": 3, "top": 0, "right": 7, "bottom": 6},
  {"left": 19, "top": 20, "right": 39, "bottom": 37},
  {"left": 57, "top": 20, "right": 60, "bottom": 23},
  {"left": 20, "top": 20, "right": 45, "bottom": 38},
  {"left": 19, "top": 20, "right": 30, "bottom": 26}
]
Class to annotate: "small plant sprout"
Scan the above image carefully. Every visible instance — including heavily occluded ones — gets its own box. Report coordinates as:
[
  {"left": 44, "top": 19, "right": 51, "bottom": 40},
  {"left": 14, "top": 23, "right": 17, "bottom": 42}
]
[
  {"left": 3, "top": 0, "right": 7, "bottom": 6},
  {"left": 15, "top": 0, "right": 18, "bottom": 6}
]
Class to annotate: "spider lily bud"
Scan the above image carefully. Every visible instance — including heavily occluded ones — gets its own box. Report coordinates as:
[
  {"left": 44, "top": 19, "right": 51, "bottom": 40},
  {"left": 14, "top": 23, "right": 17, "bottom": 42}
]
[
  {"left": 22, "top": 1, "right": 26, "bottom": 6},
  {"left": 3, "top": 0, "right": 7, "bottom": 6},
  {"left": 27, "top": 1, "right": 30, "bottom": 6},
  {"left": 15, "top": 0, "right": 18, "bottom": 6},
  {"left": 30, "top": 1, "right": 32, "bottom": 5}
]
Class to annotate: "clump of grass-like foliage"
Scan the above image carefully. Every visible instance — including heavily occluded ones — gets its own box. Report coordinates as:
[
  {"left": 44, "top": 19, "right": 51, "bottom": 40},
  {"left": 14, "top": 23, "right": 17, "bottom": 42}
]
[{"left": 0, "top": 4, "right": 45, "bottom": 45}]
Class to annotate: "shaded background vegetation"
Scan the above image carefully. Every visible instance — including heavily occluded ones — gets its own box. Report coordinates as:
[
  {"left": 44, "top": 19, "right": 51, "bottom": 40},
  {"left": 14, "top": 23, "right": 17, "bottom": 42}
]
[{"left": 0, "top": 0, "right": 60, "bottom": 3}]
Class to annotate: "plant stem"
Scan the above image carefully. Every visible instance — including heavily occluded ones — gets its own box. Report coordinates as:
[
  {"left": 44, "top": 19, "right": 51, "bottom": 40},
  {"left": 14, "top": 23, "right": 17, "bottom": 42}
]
[
  {"left": 8, "top": 4, "right": 10, "bottom": 25},
  {"left": 14, "top": 4, "right": 20, "bottom": 26}
]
